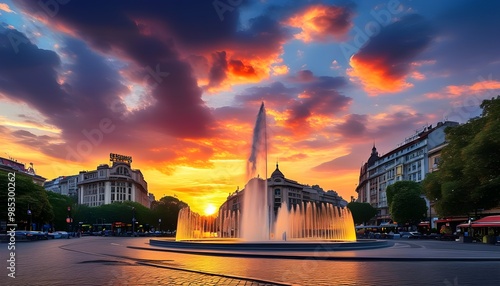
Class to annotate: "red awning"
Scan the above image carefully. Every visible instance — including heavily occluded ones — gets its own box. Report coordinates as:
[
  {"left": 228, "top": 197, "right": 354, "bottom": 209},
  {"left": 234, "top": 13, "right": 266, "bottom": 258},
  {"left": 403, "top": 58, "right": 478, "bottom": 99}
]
[
  {"left": 436, "top": 217, "right": 468, "bottom": 223},
  {"left": 457, "top": 215, "right": 500, "bottom": 228}
]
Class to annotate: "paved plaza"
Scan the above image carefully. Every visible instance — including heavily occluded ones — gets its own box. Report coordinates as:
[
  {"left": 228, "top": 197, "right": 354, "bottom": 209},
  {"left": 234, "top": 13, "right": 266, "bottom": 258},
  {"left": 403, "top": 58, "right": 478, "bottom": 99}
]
[{"left": 2, "top": 237, "right": 500, "bottom": 285}]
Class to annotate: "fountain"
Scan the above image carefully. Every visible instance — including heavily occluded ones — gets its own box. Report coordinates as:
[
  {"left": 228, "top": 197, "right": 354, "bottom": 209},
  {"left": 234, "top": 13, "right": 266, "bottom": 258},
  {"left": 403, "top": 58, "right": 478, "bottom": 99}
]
[
  {"left": 241, "top": 103, "right": 270, "bottom": 241},
  {"left": 150, "top": 103, "right": 387, "bottom": 253}
]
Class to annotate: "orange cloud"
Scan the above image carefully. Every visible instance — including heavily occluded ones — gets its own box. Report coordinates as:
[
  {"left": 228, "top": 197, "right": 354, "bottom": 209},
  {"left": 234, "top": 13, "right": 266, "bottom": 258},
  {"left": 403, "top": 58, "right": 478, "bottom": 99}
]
[
  {"left": 425, "top": 80, "right": 500, "bottom": 99},
  {"left": 348, "top": 56, "right": 413, "bottom": 95},
  {"left": 286, "top": 4, "right": 353, "bottom": 42},
  {"left": 272, "top": 64, "right": 289, "bottom": 76},
  {"left": 0, "top": 3, "right": 14, "bottom": 13},
  {"left": 202, "top": 50, "right": 286, "bottom": 94}
]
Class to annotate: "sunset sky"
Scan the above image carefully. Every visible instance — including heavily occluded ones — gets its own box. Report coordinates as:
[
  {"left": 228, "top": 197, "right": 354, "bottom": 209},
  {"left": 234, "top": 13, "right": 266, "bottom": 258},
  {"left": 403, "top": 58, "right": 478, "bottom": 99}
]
[{"left": 1, "top": 0, "right": 499, "bottom": 213}]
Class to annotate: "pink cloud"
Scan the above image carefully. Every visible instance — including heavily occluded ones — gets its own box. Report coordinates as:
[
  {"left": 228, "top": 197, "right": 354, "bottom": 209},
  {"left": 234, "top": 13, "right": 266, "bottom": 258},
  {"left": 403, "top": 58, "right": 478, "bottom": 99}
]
[
  {"left": 285, "top": 4, "right": 354, "bottom": 42},
  {"left": 425, "top": 80, "right": 500, "bottom": 99},
  {"left": 0, "top": 3, "right": 14, "bottom": 13}
]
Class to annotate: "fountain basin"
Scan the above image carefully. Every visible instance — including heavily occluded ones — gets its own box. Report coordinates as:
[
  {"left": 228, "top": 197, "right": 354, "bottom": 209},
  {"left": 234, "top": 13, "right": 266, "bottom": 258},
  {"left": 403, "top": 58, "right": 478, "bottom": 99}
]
[{"left": 149, "top": 238, "right": 388, "bottom": 253}]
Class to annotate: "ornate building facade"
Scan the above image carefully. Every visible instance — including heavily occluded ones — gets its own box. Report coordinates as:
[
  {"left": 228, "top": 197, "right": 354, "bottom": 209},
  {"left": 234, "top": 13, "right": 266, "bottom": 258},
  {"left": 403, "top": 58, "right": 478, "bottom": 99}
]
[
  {"left": 355, "top": 121, "right": 459, "bottom": 225},
  {"left": 77, "top": 154, "right": 150, "bottom": 208},
  {"left": 219, "top": 164, "right": 347, "bottom": 224}
]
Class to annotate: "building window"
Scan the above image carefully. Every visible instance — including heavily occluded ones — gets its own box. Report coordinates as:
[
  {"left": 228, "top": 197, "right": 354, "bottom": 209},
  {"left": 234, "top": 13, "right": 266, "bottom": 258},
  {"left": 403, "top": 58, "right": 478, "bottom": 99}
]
[{"left": 274, "top": 189, "right": 281, "bottom": 196}]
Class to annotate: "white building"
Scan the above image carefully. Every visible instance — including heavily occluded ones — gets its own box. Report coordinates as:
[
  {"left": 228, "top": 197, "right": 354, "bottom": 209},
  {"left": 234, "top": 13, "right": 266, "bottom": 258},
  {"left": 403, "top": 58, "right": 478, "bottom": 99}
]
[
  {"left": 77, "top": 154, "right": 150, "bottom": 208},
  {"left": 44, "top": 175, "right": 79, "bottom": 196},
  {"left": 355, "top": 121, "right": 458, "bottom": 225}
]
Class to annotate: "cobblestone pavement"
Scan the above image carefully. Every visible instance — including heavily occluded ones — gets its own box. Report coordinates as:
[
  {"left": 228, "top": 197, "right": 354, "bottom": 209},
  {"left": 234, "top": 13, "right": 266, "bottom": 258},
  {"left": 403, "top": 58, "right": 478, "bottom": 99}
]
[
  {"left": 1, "top": 238, "right": 288, "bottom": 286},
  {"left": 103, "top": 262, "right": 283, "bottom": 286},
  {"left": 3, "top": 237, "right": 500, "bottom": 285}
]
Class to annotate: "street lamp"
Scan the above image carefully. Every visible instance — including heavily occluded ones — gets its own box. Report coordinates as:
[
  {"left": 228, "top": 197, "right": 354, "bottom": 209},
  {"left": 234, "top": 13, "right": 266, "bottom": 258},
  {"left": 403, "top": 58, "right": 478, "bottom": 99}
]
[
  {"left": 132, "top": 207, "right": 136, "bottom": 236},
  {"left": 67, "top": 206, "right": 72, "bottom": 239},
  {"left": 158, "top": 218, "right": 161, "bottom": 232},
  {"left": 27, "top": 207, "right": 32, "bottom": 231}
]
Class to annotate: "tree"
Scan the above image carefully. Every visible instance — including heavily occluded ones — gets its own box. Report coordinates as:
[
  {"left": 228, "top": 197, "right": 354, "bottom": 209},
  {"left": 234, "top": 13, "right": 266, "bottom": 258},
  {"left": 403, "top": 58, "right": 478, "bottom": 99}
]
[
  {"left": 151, "top": 195, "right": 188, "bottom": 231},
  {"left": 422, "top": 96, "right": 500, "bottom": 216},
  {"left": 72, "top": 201, "right": 155, "bottom": 227},
  {"left": 421, "top": 171, "right": 440, "bottom": 203},
  {"left": 386, "top": 181, "right": 427, "bottom": 225},
  {"left": 347, "top": 202, "right": 377, "bottom": 225},
  {"left": 0, "top": 170, "right": 54, "bottom": 230},
  {"left": 390, "top": 190, "right": 427, "bottom": 225},
  {"left": 46, "top": 191, "right": 76, "bottom": 231}
]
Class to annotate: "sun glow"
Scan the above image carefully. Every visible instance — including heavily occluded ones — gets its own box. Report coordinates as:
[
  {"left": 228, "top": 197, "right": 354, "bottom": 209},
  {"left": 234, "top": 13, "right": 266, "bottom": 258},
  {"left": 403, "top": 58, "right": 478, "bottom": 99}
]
[{"left": 204, "top": 204, "right": 217, "bottom": 216}]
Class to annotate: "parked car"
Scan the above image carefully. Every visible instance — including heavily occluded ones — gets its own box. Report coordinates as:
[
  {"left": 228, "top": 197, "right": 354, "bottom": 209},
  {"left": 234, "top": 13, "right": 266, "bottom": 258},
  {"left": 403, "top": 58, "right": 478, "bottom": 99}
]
[
  {"left": 421, "top": 233, "right": 440, "bottom": 240},
  {"left": 48, "top": 231, "right": 69, "bottom": 239},
  {"left": 48, "top": 232, "right": 62, "bottom": 239},
  {"left": 439, "top": 233, "right": 458, "bottom": 241},
  {"left": 14, "top": 230, "right": 30, "bottom": 241},
  {"left": 28, "top": 231, "right": 48, "bottom": 240},
  {"left": 400, "top": 232, "right": 422, "bottom": 239}
]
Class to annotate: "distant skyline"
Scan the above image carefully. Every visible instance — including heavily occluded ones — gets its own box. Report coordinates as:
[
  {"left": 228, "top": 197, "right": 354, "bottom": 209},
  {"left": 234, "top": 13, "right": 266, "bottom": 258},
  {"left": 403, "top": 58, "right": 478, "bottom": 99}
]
[{"left": 1, "top": 0, "right": 499, "bottom": 213}]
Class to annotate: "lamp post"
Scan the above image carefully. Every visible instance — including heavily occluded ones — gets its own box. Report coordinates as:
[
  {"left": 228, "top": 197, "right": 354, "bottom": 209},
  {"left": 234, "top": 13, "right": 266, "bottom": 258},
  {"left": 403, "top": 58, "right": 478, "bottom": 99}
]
[
  {"left": 132, "top": 207, "right": 136, "bottom": 236},
  {"left": 27, "top": 207, "right": 32, "bottom": 231},
  {"left": 66, "top": 206, "right": 72, "bottom": 239},
  {"left": 428, "top": 200, "right": 432, "bottom": 233}
]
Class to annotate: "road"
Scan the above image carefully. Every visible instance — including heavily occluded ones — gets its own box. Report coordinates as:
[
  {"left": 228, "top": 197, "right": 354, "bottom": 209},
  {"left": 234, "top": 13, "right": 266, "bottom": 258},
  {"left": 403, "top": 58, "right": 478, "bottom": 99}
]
[{"left": 2, "top": 237, "right": 500, "bottom": 285}]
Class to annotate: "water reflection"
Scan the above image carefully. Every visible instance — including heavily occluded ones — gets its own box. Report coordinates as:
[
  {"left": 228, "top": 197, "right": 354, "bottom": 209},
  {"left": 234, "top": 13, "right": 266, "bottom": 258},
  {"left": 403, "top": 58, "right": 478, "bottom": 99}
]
[
  {"left": 129, "top": 247, "right": 500, "bottom": 285},
  {"left": 25, "top": 238, "right": 500, "bottom": 286}
]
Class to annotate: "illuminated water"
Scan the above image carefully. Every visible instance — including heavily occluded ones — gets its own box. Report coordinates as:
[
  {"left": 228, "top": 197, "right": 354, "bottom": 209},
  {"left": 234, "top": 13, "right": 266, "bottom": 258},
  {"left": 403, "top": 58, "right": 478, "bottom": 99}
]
[{"left": 176, "top": 102, "right": 355, "bottom": 242}]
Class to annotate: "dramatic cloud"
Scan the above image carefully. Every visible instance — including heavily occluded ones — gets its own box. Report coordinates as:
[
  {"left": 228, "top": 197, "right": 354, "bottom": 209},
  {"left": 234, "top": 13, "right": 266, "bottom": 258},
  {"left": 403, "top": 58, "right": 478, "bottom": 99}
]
[
  {"left": 286, "top": 88, "right": 350, "bottom": 130},
  {"left": 427, "top": 80, "right": 500, "bottom": 99},
  {"left": 14, "top": 0, "right": 215, "bottom": 139},
  {"left": 3, "top": 0, "right": 499, "bottom": 211},
  {"left": 334, "top": 114, "right": 368, "bottom": 138},
  {"left": 285, "top": 4, "right": 355, "bottom": 42},
  {"left": 0, "top": 27, "right": 70, "bottom": 117},
  {"left": 235, "top": 81, "right": 297, "bottom": 108},
  {"left": 285, "top": 71, "right": 350, "bottom": 133},
  {"left": 348, "top": 14, "right": 434, "bottom": 94},
  {"left": 207, "top": 51, "right": 228, "bottom": 88},
  {"left": 0, "top": 3, "right": 14, "bottom": 13}
]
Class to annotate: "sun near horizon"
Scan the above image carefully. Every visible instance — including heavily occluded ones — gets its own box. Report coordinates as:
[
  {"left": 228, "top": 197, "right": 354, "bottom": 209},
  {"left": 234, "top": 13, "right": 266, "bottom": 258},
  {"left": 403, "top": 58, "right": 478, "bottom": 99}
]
[{"left": 204, "top": 204, "right": 218, "bottom": 216}]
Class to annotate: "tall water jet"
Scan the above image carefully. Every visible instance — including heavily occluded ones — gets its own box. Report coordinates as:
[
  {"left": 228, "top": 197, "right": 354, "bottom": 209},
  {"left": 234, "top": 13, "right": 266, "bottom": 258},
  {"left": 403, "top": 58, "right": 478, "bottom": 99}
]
[
  {"left": 241, "top": 102, "right": 270, "bottom": 241},
  {"left": 175, "top": 102, "right": 356, "bottom": 242}
]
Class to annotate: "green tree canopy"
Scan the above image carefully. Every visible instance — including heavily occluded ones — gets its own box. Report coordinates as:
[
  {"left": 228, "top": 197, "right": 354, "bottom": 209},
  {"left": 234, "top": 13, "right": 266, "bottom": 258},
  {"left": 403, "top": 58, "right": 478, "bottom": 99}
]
[
  {"left": 386, "top": 181, "right": 427, "bottom": 225},
  {"left": 347, "top": 202, "right": 377, "bottom": 225},
  {"left": 70, "top": 195, "right": 189, "bottom": 232},
  {"left": 46, "top": 191, "right": 76, "bottom": 231},
  {"left": 72, "top": 201, "right": 155, "bottom": 226},
  {"left": 0, "top": 170, "right": 53, "bottom": 230},
  {"left": 423, "top": 96, "right": 500, "bottom": 216},
  {"left": 151, "top": 195, "right": 188, "bottom": 231}
]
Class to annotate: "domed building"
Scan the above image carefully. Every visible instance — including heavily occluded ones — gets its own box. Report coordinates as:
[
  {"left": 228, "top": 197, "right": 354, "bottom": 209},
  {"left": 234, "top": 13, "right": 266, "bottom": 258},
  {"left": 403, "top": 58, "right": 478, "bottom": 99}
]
[{"left": 218, "top": 163, "right": 347, "bottom": 237}]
